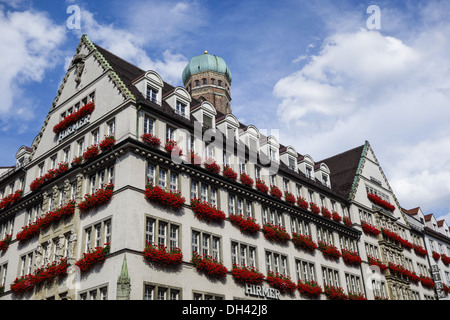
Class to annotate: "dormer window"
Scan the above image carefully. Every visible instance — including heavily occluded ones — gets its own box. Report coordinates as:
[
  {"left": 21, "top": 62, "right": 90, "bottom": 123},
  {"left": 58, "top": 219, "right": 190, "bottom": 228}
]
[
  {"left": 288, "top": 156, "right": 296, "bottom": 170},
  {"left": 322, "top": 173, "right": 329, "bottom": 186},
  {"left": 146, "top": 85, "right": 158, "bottom": 103},
  {"left": 227, "top": 125, "right": 236, "bottom": 140},
  {"left": 306, "top": 166, "right": 313, "bottom": 179},
  {"left": 195, "top": 80, "right": 199, "bottom": 87},
  {"left": 203, "top": 114, "right": 213, "bottom": 129},
  {"left": 269, "top": 147, "right": 278, "bottom": 162}
]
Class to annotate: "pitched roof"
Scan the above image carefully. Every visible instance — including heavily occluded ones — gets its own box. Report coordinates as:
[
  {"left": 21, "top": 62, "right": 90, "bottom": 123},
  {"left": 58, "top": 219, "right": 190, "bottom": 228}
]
[
  {"left": 403, "top": 207, "right": 420, "bottom": 216},
  {"left": 319, "top": 144, "right": 365, "bottom": 198}
]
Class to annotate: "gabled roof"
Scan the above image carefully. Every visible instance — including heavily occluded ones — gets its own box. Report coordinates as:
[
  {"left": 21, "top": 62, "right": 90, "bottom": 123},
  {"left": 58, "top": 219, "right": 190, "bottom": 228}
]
[{"left": 320, "top": 144, "right": 366, "bottom": 198}]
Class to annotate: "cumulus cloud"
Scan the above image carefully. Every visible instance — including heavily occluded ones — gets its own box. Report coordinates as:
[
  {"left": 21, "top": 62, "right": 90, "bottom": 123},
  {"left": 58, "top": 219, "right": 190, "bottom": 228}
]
[
  {"left": 0, "top": 8, "right": 66, "bottom": 119},
  {"left": 273, "top": 10, "right": 450, "bottom": 223}
]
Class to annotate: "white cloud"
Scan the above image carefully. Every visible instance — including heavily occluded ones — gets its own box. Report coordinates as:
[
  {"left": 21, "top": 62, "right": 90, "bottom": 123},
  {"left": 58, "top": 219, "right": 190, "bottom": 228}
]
[
  {"left": 0, "top": 8, "right": 66, "bottom": 120},
  {"left": 76, "top": 7, "right": 189, "bottom": 85},
  {"left": 273, "top": 20, "right": 450, "bottom": 222}
]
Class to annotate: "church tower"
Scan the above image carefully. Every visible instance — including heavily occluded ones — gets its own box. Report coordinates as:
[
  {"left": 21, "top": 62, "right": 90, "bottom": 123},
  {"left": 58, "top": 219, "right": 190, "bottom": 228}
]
[{"left": 182, "top": 51, "right": 232, "bottom": 114}]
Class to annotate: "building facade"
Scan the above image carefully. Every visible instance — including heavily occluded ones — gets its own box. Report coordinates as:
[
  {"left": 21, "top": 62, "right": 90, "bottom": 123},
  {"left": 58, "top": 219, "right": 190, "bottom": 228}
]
[{"left": 0, "top": 35, "right": 448, "bottom": 300}]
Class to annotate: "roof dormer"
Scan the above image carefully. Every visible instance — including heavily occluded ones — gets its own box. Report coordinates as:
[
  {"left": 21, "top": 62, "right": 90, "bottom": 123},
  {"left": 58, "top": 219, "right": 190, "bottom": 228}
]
[
  {"left": 191, "top": 101, "right": 217, "bottom": 129},
  {"left": 133, "top": 70, "right": 164, "bottom": 105},
  {"left": 260, "top": 135, "right": 279, "bottom": 163},
  {"left": 216, "top": 113, "right": 239, "bottom": 141},
  {"left": 298, "top": 154, "right": 315, "bottom": 180},
  {"left": 15, "top": 146, "right": 32, "bottom": 168},
  {"left": 239, "top": 125, "right": 260, "bottom": 153},
  {"left": 163, "top": 87, "right": 191, "bottom": 119},
  {"left": 315, "top": 163, "right": 331, "bottom": 187},
  {"left": 280, "top": 146, "right": 298, "bottom": 172}
]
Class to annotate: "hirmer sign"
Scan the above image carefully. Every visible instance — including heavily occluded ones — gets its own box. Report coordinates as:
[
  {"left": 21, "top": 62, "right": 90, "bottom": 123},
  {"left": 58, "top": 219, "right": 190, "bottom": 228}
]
[{"left": 245, "top": 283, "right": 281, "bottom": 300}]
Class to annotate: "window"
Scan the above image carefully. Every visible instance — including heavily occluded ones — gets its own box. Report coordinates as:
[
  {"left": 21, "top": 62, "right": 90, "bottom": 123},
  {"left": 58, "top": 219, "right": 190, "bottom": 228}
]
[
  {"left": 317, "top": 227, "right": 334, "bottom": 245},
  {"left": 239, "top": 159, "right": 246, "bottom": 174},
  {"left": 305, "top": 166, "right": 313, "bottom": 179},
  {"left": 92, "top": 129, "right": 99, "bottom": 145},
  {"left": 322, "top": 267, "right": 340, "bottom": 287},
  {"left": 269, "top": 147, "right": 278, "bottom": 162},
  {"left": 231, "top": 241, "right": 257, "bottom": 268},
  {"left": 158, "top": 169, "right": 167, "bottom": 188},
  {"left": 176, "top": 101, "right": 186, "bottom": 116},
  {"left": 261, "top": 206, "right": 283, "bottom": 226},
  {"left": 296, "top": 259, "right": 316, "bottom": 282},
  {"left": 0, "top": 263, "right": 7, "bottom": 289},
  {"left": 79, "top": 286, "right": 108, "bottom": 300},
  {"left": 288, "top": 156, "right": 296, "bottom": 170},
  {"left": 193, "top": 291, "right": 224, "bottom": 300},
  {"left": 145, "top": 217, "right": 179, "bottom": 250},
  {"left": 144, "top": 115, "right": 154, "bottom": 135},
  {"left": 77, "top": 139, "right": 85, "bottom": 156},
  {"left": 322, "top": 174, "right": 329, "bottom": 186},
  {"left": 84, "top": 219, "right": 111, "bottom": 252},
  {"left": 107, "top": 119, "right": 115, "bottom": 135},
  {"left": 166, "top": 126, "right": 175, "bottom": 142},
  {"left": 191, "top": 230, "right": 221, "bottom": 260},
  {"left": 63, "top": 147, "right": 71, "bottom": 163},
  {"left": 345, "top": 273, "right": 362, "bottom": 295},
  {"left": 170, "top": 173, "right": 178, "bottom": 191},
  {"left": 290, "top": 216, "right": 310, "bottom": 236},
  {"left": 254, "top": 166, "right": 261, "bottom": 180},
  {"left": 203, "top": 114, "right": 213, "bottom": 129},
  {"left": 265, "top": 251, "right": 288, "bottom": 275},
  {"left": 146, "top": 85, "right": 158, "bottom": 103}
]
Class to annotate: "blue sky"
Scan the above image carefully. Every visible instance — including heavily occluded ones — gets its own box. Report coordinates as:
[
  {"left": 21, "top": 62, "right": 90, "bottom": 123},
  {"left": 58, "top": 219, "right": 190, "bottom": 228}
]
[{"left": 1, "top": 0, "right": 450, "bottom": 225}]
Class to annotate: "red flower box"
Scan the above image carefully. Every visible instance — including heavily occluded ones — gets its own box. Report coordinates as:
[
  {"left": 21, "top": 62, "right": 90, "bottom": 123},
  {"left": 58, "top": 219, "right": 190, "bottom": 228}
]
[
  {"left": 442, "top": 254, "right": 450, "bottom": 266},
  {"left": 367, "top": 193, "right": 395, "bottom": 212},
  {"left": 348, "top": 292, "right": 367, "bottom": 300},
  {"left": 71, "top": 156, "right": 83, "bottom": 166},
  {"left": 82, "top": 145, "right": 99, "bottom": 162},
  {"left": 255, "top": 179, "right": 268, "bottom": 194},
  {"left": 420, "top": 275, "right": 435, "bottom": 289},
  {"left": 413, "top": 244, "right": 427, "bottom": 257},
  {"left": 36, "top": 200, "right": 76, "bottom": 230},
  {"left": 223, "top": 165, "right": 238, "bottom": 181},
  {"left": 164, "top": 140, "right": 182, "bottom": 156},
  {"left": 240, "top": 173, "right": 254, "bottom": 188},
  {"left": 332, "top": 211, "right": 342, "bottom": 223},
  {"left": 309, "top": 202, "right": 320, "bottom": 214},
  {"left": 292, "top": 233, "right": 317, "bottom": 252},
  {"left": 189, "top": 150, "right": 202, "bottom": 166},
  {"left": 262, "top": 223, "right": 291, "bottom": 244},
  {"left": 432, "top": 251, "right": 441, "bottom": 261},
  {"left": 342, "top": 249, "right": 362, "bottom": 267},
  {"left": 321, "top": 207, "right": 331, "bottom": 219},
  {"left": 75, "top": 243, "right": 110, "bottom": 273},
  {"left": 99, "top": 135, "right": 116, "bottom": 151},
  {"left": 53, "top": 102, "right": 95, "bottom": 134},
  {"left": 296, "top": 197, "right": 309, "bottom": 210},
  {"left": 11, "top": 258, "right": 68, "bottom": 295},
  {"left": 368, "top": 256, "right": 387, "bottom": 273},
  {"left": 16, "top": 223, "right": 40, "bottom": 243},
  {"left": 231, "top": 264, "right": 265, "bottom": 285},
  {"left": 191, "top": 198, "right": 226, "bottom": 223},
  {"left": 318, "top": 241, "right": 341, "bottom": 260},
  {"left": 141, "top": 133, "right": 161, "bottom": 148},
  {"left": 145, "top": 184, "right": 185, "bottom": 210},
  {"left": 269, "top": 185, "right": 282, "bottom": 199},
  {"left": 324, "top": 285, "right": 348, "bottom": 300},
  {"left": 297, "top": 280, "right": 323, "bottom": 299},
  {"left": 191, "top": 251, "right": 228, "bottom": 279},
  {"left": 143, "top": 243, "right": 183, "bottom": 268},
  {"left": 361, "top": 220, "right": 380, "bottom": 236},
  {"left": 78, "top": 183, "right": 114, "bottom": 214},
  {"left": 30, "top": 163, "right": 69, "bottom": 191},
  {"left": 284, "top": 192, "right": 296, "bottom": 205},
  {"left": 204, "top": 157, "right": 220, "bottom": 172},
  {"left": 381, "top": 228, "right": 406, "bottom": 246},
  {"left": 343, "top": 216, "right": 353, "bottom": 227},
  {"left": 0, "top": 190, "right": 23, "bottom": 210},
  {"left": 266, "top": 272, "right": 297, "bottom": 294},
  {"left": 0, "top": 234, "right": 12, "bottom": 252},
  {"left": 229, "top": 214, "right": 261, "bottom": 235}
]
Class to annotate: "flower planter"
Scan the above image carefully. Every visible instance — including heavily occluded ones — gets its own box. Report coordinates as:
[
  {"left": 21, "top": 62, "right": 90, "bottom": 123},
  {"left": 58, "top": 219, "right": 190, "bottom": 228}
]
[
  {"left": 229, "top": 214, "right": 261, "bottom": 235},
  {"left": 99, "top": 135, "right": 116, "bottom": 151},
  {"left": 0, "top": 234, "right": 12, "bottom": 252},
  {"left": 223, "top": 165, "right": 238, "bottom": 181},
  {"left": 331, "top": 211, "right": 342, "bottom": 223},
  {"left": 321, "top": 207, "right": 331, "bottom": 219},
  {"left": 16, "top": 223, "right": 40, "bottom": 243},
  {"left": 297, "top": 280, "right": 323, "bottom": 299},
  {"left": 292, "top": 233, "right": 317, "bottom": 252},
  {"left": 262, "top": 223, "right": 291, "bottom": 244},
  {"left": 143, "top": 243, "right": 183, "bottom": 268},
  {"left": 240, "top": 173, "right": 254, "bottom": 188},
  {"left": 30, "top": 163, "right": 69, "bottom": 192},
  {"left": 145, "top": 184, "right": 185, "bottom": 210},
  {"left": 75, "top": 243, "right": 110, "bottom": 273},
  {"left": 82, "top": 145, "right": 99, "bottom": 162},
  {"left": 284, "top": 192, "right": 296, "bottom": 205},
  {"left": 367, "top": 193, "right": 395, "bottom": 212},
  {"left": 10, "top": 258, "right": 68, "bottom": 295},
  {"left": 318, "top": 241, "right": 341, "bottom": 261},
  {"left": 0, "top": 190, "right": 23, "bottom": 211},
  {"left": 231, "top": 265, "right": 265, "bottom": 285},
  {"left": 269, "top": 185, "right": 282, "bottom": 199},
  {"left": 413, "top": 244, "right": 427, "bottom": 257},
  {"left": 368, "top": 256, "right": 387, "bottom": 273},
  {"left": 71, "top": 156, "right": 83, "bottom": 167},
  {"left": 343, "top": 216, "right": 352, "bottom": 227},
  {"left": 78, "top": 183, "right": 114, "bottom": 214},
  {"left": 189, "top": 151, "right": 202, "bottom": 166},
  {"left": 255, "top": 179, "right": 268, "bottom": 194},
  {"left": 191, "top": 252, "right": 228, "bottom": 279},
  {"left": 341, "top": 249, "right": 362, "bottom": 267},
  {"left": 442, "top": 254, "right": 450, "bottom": 266},
  {"left": 324, "top": 285, "right": 348, "bottom": 300},
  {"left": 420, "top": 275, "right": 436, "bottom": 290},
  {"left": 204, "top": 158, "right": 220, "bottom": 172},
  {"left": 361, "top": 220, "right": 380, "bottom": 236},
  {"left": 191, "top": 198, "right": 226, "bottom": 224},
  {"left": 266, "top": 272, "right": 296, "bottom": 294},
  {"left": 35, "top": 200, "right": 76, "bottom": 230},
  {"left": 53, "top": 102, "right": 95, "bottom": 134},
  {"left": 309, "top": 202, "right": 320, "bottom": 214},
  {"left": 348, "top": 292, "right": 367, "bottom": 300},
  {"left": 296, "top": 197, "right": 309, "bottom": 210},
  {"left": 164, "top": 140, "right": 182, "bottom": 156},
  {"left": 141, "top": 133, "right": 161, "bottom": 148}
]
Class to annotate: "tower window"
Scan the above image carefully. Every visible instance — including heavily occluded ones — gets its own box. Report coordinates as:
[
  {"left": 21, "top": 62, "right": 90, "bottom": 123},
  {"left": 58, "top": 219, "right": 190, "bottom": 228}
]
[{"left": 202, "top": 78, "right": 207, "bottom": 85}]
